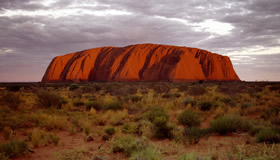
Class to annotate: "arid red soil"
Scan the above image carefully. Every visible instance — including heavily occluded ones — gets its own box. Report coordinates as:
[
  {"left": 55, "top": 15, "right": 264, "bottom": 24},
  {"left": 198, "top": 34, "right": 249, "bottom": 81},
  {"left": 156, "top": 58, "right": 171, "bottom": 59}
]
[
  {"left": 9, "top": 131, "right": 250, "bottom": 160},
  {"left": 42, "top": 43, "right": 240, "bottom": 82}
]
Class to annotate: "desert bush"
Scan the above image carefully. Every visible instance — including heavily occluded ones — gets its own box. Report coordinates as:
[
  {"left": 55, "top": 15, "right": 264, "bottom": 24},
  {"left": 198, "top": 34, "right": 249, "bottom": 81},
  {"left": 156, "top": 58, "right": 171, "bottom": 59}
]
[
  {"left": 6, "top": 85, "right": 21, "bottom": 92},
  {"left": 152, "top": 116, "right": 173, "bottom": 139},
  {"left": 82, "top": 123, "right": 92, "bottom": 136},
  {"left": 199, "top": 101, "right": 214, "bottom": 111},
  {"left": 210, "top": 115, "right": 239, "bottom": 135},
  {"left": 269, "top": 84, "right": 280, "bottom": 92},
  {"left": 111, "top": 136, "right": 149, "bottom": 156},
  {"left": 162, "top": 93, "right": 181, "bottom": 99},
  {"left": 0, "top": 153, "right": 9, "bottom": 160},
  {"left": 96, "top": 110, "right": 128, "bottom": 126},
  {"left": 104, "top": 126, "right": 116, "bottom": 136},
  {"left": 178, "top": 109, "right": 201, "bottom": 127},
  {"left": 241, "top": 102, "right": 253, "bottom": 109},
  {"left": 30, "top": 128, "right": 60, "bottom": 147},
  {"left": 256, "top": 128, "right": 280, "bottom": 143},
  {"left": 188, "top": 86, "right": 206, "bottom": 96},
  {"left": 69, "top": 83, "right": 79, "bottom": 91},
  {"left": 129, "top": 95, "right": 143, "bottom": 103},
  {"left": 104, "top": 100, "right": 122, "bottom": 110},
  {"left": 145, "top": 107, "right": 168, "bottom": 123},
  {"left": 184, "top": 97, "right": 196, "bottom": 106},
  {"left": 38, "top": 114, "right": 69, "bottom": 130},
  {"left": 3, "top": 127, "right": 13, "bottom": 139},
  {"left": 183, "top": 127, "right": 210, "bottom": 144},
  {"left": 85, "top": 101, "right": 103, "bottom": 111},
  {"left": 162, "top": 93, "right": 172, "bottom": 99},
  {"left": 145, "top": 107, "right": 172, "bottom": 138},
  {"left": 218, "top": 83, "right": 245, "bottom": 95},
  {"left": 133, "top": 120, "right": 153, "bottom": 138},
  {"left": 0, "top": 92, "right": 22, "bottom": 110},
  {"left": 36, "top": 90, "right": 66, "bottom": 108},
  {"left": 122, "top": 123, "right": 136, "bottom": 134},
  {"left": 178, "top": 84, "right": 189, "bottom": 92},
  {"left": 0, "top": 139, "right": 28, "bottom": 158},
  {"left": 249, "top": 126, "right": 265, "bottom": 136},
  {"left": 130, "top": 146, "right": 162, "bottom": 160},
  {"left": 73, "top": 100, "right": 84, "bottom": 107},
  {"left": 152, "top": 83, "right": 171, "bottom": 94},
  {"left": 220, "top": 97, "right": 236, "bottom": 107}
]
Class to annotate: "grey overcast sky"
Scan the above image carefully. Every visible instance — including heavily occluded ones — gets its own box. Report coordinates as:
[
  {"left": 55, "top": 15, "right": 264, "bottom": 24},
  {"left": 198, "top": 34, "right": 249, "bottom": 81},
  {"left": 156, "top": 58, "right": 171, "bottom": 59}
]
[{"left": 0, "top": 0, "right": 280, "bottom": 82}]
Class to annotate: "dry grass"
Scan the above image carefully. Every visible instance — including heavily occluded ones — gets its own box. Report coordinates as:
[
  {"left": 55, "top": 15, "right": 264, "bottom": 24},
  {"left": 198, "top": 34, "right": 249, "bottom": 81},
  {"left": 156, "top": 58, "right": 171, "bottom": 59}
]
[{"left": 0, "top": 82, "right": 280, "bottom": 159}]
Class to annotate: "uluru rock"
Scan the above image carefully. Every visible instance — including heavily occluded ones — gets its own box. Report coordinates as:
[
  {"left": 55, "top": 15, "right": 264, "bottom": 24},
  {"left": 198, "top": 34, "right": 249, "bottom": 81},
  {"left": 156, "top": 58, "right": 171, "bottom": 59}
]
[{"left": 42, "top": 43, "right": 240, "bottom": 82}]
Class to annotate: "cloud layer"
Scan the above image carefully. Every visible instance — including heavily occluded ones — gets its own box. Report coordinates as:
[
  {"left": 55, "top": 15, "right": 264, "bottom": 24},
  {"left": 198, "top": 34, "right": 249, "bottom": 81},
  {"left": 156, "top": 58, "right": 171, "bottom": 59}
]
[{"left": 0, "top": 0, "right": 280, "bottom": 81}]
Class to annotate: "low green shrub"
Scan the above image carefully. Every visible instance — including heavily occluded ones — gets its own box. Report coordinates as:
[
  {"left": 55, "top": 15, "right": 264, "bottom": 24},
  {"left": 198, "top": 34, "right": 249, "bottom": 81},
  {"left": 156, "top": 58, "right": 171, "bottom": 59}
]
[
  {"left": 210, "top": 115, "right": 239, "bottom": 135},
  {"left": 36, "top": 90, "right": 66, "bottom": 108},
  {"left": 199, "top": 101, "right": 213, "bottom": 111},
  {"left": 152, "top": 116, "right": 173, "bottom": 139},
  {"left": 104, "top": 126, "right": 116, "bottom": 136},
  {"left": 145, "top": 107, "right": 172, "bottom": 139},
  {"left": 122, "top": 123, "right": 133, "bottom": 134},
  {"left": 3, "top": 127, "right": 13, "bottom": 140},
  {"left": 6, "top": 85, "right": 21, "bottom": 92},
  {"left": 145, "top": 107, "right": 168, "bottom": 123},
  {"left": 0, "top": 92, "right": 22, "bottom": 110},
  {"left": 83, "top": 124, "right": 92, "bottom": 136},
  {"left": 249, "top": 126, "right": 265, "bottom": 136},
  {"left": 69, "top": 83, "right": 79, "bottom": 91},
  {"left": 111, "top": 136, "right": 149, "bottom": 156},
  {"left": 0, "top": 153, "right": 9, "bottom": 160},
  {"left": 0, "top": 139, "right": 28, "bottom": 158},
  {"left": 256, "top": 128, "right": 280, "bottom": 143},
  {"left": 184, "top": 97, "right": 196, "bottom": 106},
  {"left": 178, "top": 109, "right": 200, "bottom": 127},
  {"left": 85, "top": 101, "right": 103, "bottom": 111},
  {"left": 241, "top": 102, "right": 253, "bottom": 109},
  {"left": 188, "top": 86, "right": 206, "bottom": 96},
  {"left": 30, "top": 128, "right": 60, "bottom": 147},
  {"left": 220, "top": 97, "right": 236, "bottom": 107},
  {"left": 104, "top": 100, "right": 122, "bottom": 110},
  {"left": 129, "top": 96, "right": 143, "bottom": 102},
  {"left": 183, "top": 127, "right": 210, "bottom": 144},
  {"left": 73, "top": 100, "right": 84, "bottom": 107},
  {"left": 130, "top": 146, "right": 162, "bottom": 160}
]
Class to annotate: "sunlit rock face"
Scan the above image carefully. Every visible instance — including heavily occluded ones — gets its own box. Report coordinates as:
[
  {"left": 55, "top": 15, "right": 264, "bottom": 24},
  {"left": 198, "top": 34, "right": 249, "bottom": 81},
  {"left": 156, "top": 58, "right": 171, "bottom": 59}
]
[{"left": 42, "top": 44, "right": 240, "bottom": 82}]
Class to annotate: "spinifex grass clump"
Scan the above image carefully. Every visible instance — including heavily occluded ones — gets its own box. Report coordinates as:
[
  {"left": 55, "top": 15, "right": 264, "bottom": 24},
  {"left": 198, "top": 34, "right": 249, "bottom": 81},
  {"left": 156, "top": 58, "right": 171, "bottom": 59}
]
[
  {"left": 111, "top": 136, "right": 150, "bottom": 157},
  {"left": 69, "top": 83, "right": 79, "bottom": 91},
  {"left": 85, "top": 100, "right": 103, "bottom": 111},
  {"left": 0, "top": 92, "right": 22, "bottom": 110},
  {"left": 184, "top": 97, "right": 196, "bottom": 106},
  {"left": 210, "top": 115, "right": 240, "bottom": 135},
  {"left": 104, "top": 126, "right": 116, "bottom": 136},
  {"left": 130, "top": 147, "right": 162, "bottom": 160},
  {"left": 183, "top": 127, "right": 210, "bottom": 144},
  {"left": 0, "top": 139, "right": 28, "bottom": 158},
  {"left": 256, "top": 128, "right": 280, "bottom": 143},
  {"left": 36, "top": 90, "right": 66, "bottom": 108},
  {"left": 188, "top": 86, "right": 206, "bottom": 96},
  {"left": 145, "top": 107, "right": 173, "bottom": 139},
  {"left": 178, "top": 109, "right": 201, "bottom": 127},
  {"left": 199, "top": 101, "right": 214, "bottom": 111},
  {"left": 104, "top": 100, "right": 122, "bottom": 110}
]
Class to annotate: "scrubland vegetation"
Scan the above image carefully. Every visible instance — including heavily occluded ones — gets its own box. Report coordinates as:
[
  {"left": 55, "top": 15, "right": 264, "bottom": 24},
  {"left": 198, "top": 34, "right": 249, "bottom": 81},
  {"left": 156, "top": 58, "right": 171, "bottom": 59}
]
[{"left": 0, "top": 81, "right": 280, "bottom": 160}]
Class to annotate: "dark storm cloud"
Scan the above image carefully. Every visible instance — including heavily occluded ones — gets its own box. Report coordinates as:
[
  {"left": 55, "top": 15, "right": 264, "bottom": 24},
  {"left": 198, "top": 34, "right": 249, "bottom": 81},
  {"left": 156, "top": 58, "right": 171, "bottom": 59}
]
[{"left": 0, "top": 0, "right": 280, "bottom": 81}]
